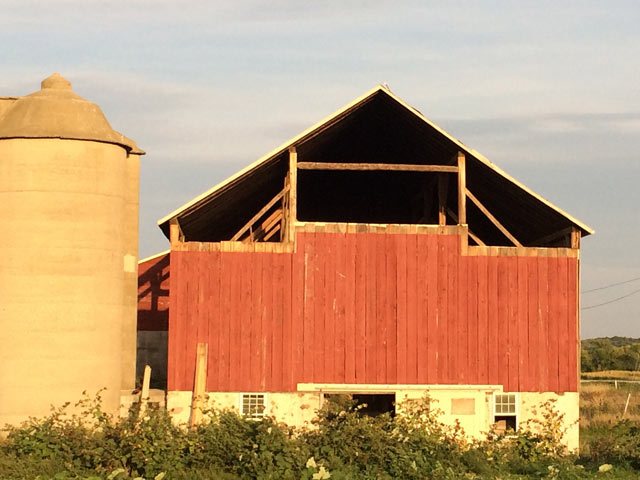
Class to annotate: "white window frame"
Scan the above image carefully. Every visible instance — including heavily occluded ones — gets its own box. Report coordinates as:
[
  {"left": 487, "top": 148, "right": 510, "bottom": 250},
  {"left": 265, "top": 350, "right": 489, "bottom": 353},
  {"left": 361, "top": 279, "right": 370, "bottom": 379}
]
[
  {"left": 239, "top": 393, "right": 268, "bottom": 420},
  {"left": 493, "top": 392, "right": 519, "bottom": 431}
]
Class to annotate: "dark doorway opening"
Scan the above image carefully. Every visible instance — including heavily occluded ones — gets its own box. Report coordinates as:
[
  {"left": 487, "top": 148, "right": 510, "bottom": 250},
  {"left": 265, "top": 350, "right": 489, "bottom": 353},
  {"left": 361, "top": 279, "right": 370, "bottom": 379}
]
[
  {"left": 352, "top": 394, "right": 395, "bottom": 417},
  {"left": 494, "top": 415, "right": 517, "bottom": 433}
]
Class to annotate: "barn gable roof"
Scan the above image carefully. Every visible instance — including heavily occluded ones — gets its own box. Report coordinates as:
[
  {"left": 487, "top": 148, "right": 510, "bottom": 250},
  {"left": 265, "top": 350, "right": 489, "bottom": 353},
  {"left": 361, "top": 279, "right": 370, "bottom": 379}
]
[{"left": 158, "top": 86, "right": 593, "bottom": 245}]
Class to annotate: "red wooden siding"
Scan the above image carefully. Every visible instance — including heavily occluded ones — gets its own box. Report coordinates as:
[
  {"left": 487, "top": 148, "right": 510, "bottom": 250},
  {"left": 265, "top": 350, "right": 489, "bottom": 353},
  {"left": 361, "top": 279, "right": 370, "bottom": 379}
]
[{"left": 167, "top": 232, "right": 579, "bottom": 393}]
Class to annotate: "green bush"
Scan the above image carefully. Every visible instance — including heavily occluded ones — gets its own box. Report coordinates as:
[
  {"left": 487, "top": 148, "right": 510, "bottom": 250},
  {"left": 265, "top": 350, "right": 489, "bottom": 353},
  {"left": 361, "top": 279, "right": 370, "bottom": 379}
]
[
  {"left": 583, "top": 421, "right": 640, "bottom": 470},
  {"left": 1, "top": 391, "right": 639, "bottom": 479}
]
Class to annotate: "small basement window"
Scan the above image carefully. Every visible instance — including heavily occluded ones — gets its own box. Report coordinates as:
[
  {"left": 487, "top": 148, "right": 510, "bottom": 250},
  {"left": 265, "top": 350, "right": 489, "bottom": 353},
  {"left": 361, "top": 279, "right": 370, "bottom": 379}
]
[
  {"left": 493, "top": 393, "right": 518, "bottom": 432},
  {"left": 241, "top": 394, "right": 266, "bottom": 420}
]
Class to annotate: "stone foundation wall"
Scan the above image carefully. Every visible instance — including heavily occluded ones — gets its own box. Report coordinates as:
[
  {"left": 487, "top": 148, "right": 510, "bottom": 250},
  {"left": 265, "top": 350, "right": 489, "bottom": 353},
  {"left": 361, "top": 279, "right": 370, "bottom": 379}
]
[{"left": 166, "top": 388, "right": 578, "bottom": 450}]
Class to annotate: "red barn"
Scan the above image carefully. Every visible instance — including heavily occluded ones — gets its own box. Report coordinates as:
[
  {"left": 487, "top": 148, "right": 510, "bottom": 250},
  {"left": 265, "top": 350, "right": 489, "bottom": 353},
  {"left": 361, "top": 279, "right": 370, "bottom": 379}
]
[{"left": 142, "top": 86, "right": 592, "bottom": 448}]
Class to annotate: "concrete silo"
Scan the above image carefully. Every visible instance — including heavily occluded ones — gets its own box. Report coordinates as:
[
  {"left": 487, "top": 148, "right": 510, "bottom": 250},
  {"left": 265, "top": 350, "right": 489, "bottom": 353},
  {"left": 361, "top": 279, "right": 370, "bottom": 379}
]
[{"left": 0, "top": 73, "right": 143, "bottom": 427}]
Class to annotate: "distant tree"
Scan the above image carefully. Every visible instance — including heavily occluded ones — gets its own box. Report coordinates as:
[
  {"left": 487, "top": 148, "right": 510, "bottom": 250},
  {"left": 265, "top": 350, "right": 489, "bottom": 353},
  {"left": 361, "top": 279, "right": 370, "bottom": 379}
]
[{"left": 581, "top": 337, "right": 640, "bottom": 372}]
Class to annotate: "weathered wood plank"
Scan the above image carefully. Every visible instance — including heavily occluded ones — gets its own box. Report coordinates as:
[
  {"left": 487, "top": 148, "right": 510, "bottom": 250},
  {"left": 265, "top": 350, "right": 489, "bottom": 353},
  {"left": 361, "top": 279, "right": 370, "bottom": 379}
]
[
  {"left": 457, "top": 152, "right": 467, "bottom": 225},
  {"left": 297, "top": 162, "right": 458, "bottom": 172}
]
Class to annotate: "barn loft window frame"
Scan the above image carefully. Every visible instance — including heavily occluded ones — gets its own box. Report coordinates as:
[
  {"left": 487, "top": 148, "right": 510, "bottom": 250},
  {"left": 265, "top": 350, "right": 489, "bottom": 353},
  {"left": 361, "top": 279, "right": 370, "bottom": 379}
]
[
  {"left": 240, "top": 393, "right": 267, "bottom": 420},
  {"left": 493, "top": 392, "right": 519, "bottom": 432}
]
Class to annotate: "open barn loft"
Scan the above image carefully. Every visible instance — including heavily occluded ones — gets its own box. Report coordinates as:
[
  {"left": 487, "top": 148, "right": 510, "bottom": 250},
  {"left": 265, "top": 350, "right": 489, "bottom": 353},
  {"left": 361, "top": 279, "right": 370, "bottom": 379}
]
[{"left": 158, "top": 85, "right": 593, "bottom": 247}]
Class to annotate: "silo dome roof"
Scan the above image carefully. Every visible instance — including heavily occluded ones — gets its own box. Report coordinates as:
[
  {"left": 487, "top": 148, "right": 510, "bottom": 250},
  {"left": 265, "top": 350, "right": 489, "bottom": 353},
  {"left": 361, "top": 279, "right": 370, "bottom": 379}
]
[{"left": 0, "top": 73, "right": 143, "bottom": 154}]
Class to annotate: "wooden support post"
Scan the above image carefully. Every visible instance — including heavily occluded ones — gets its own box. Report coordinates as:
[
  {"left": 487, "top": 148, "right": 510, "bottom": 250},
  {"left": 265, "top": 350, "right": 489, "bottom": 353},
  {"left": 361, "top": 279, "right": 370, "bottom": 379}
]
[
  {"left": 570, "top": 228, "right": 581, "bottom": 249},
  {"left": 438, "top": 174, "right": 448, "bottom": 226},
  {"left": 457, "top": 152, "right": 466, "bottom": 225},
  {"left": 289, "top": 147, "right": 297, "bottom": 242},
  {"left": 169, "top": 219, "right": 184, "bottom": 247},
  {"left": 190, "top": 342, "right": 208, "bottom": 428},
  {"left": 139, "top": 364, "right": 151, "bottom": 416}
]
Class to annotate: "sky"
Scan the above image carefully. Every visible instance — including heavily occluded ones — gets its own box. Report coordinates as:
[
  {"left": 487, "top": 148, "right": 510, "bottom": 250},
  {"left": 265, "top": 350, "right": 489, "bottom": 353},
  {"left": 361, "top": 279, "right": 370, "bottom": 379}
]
[{"left": 1, "top": 1, "right": 638, "bottom": 338}]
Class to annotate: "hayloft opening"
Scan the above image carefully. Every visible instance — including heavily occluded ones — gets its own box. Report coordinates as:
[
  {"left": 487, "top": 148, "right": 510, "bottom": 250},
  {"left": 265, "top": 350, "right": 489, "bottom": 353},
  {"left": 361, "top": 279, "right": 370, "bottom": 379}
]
[{"left": 297, "top": 170, "right": 457, "bottom": 225}]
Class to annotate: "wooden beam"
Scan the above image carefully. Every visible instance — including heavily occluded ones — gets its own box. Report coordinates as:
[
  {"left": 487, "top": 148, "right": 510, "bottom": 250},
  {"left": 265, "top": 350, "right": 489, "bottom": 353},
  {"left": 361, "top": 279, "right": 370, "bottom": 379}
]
[
  {"left": 231, "top": 186, "right": 288, "bottom": 241},
  {"left": 465, "top": 188, "right": 522, "bottom": 247},
  {"left": 169, "top": 218, "right": 184, "bottom": 247},
  {"left": 447, "top": 207, "right": 486, "bottom": 246},
  {"left": 263, "top": 223, "right": 282, "bottom": 242},
  {"left": 190, "top": 342, "right": 208, "bottom": 428},
  {"left": 297, "top": 162, "right": 458, "bottom": 173},
  {"left": 571, "top": 228, "right": 581, "bottom": 249},
  {"left": 457, "top": 152, "right": 466, "bottom": 225},
  {"left": 281, "top": 175, "right": 290, "bottom": 242},
  {"left": 288, "top": 147, "right": 298, "bottom": 242},
  {"left": 438, "top": 174, "right": 448, "bottom": 226}
]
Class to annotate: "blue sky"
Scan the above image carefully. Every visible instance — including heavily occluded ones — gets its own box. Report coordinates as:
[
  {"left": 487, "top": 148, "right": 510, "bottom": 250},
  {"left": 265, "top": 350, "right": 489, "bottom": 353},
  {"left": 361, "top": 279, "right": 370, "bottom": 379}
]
[{"left": 2, "top": 1, "right": 639, "bottom": 338}]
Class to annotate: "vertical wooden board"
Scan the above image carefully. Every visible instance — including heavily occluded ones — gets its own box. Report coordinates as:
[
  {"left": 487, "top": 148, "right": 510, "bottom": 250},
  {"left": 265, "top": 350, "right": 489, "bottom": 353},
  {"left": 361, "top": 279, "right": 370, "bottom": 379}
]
[
  {"left": 196, "top": 253, "right": 209, "bottom": 345},
  {"left": 425, "top": 234, "right": 438, "bottom": 383},
  {"left": 466, "top": 256, "right": 478, "bottom": 384},
  {"left": 227, "top": 253, "right": 242, "bottom": 390},
  {"left": 365, "top": 232, "right": 378, "bottom": 383},
  {"left": 261, "top": 252, "right": 274, "bottom": 390},
  {"left": 207, "top": 251, "right": 221, "bottom": 390},
  {"left": 250, "top": 252, "right": 264, "bottom": 390},
  {"left": 375, "top": 233, "right": 387, "bottom": 383},
  {"left": 395, "top": 233, "right": 408, "bottom": 384},
  {"left": 184, "top": 255, "right": 199, "bottom": 391},
  {"left": 486, "top": 256, "right": 499, "bottom": 386},
  {"left": 516, "top": 256, "right": 528, "bottom": 391},
  {"left": 313, "top": 233, "right": 325, "bottom": 383},
  {"left": 496, "top": 256, "right": 509, "bottom": 390},
  {"left": 557, "top": 256, "right": 570, "bottom": 392},
  {"left": 406, "top": 233, "right": 419, "bottom": 384},
  {"left": 302, "top": 233, "right": 315, "bottom": 382},
  {"left": 334, "top": 232, "right": 347, "bottom": 383},
  {"left": 354, "top": 232, "right": 367, "bottom": 382},
  {"left": 167, "top": 251, "right": 180, "bottom": 391},
  {"left": 547, "top": 256, "right": 560, "bottom": 393},
  {"left": 271, "top": 252, "right": 285, "bottom": 391},
  {"left": 282, "top": 251, "right": 294, "bottom": 391},
  {"left": 457, "top": 245, "right": 468, "bottom": 384},
  {"left": 344, "top": 232, "right": 357, "bottom": 383},
  {"left": 567, "top": 258, "right": 579, "bottom": 391},
  {"left": 436, "top": 235, "right": 449, "bottom": 383},
  {"left": 537, "top": 256, "right": 549, "bottom": 392},
  {"left": 235, "top": 253, "right": 251, "bottom": 391},
  {"left": 447, "top": 236, "right": 459, "bottom": 384},
  {"left": 292, "top": 233, "right": 306, "bottom": 386},
  {"left": 507, "top": 256, "right": 519, "bottom": 392},
  {"left": 476, "top": 255, "right": 489, "bottom": 384},
  {"left": 415, "top": 233, "right": 428, "bottom": 382},
  {"left": 385, "top": 233, "right": 398, "bottom": 384},
  {"left": 176, "top": 254, "right": 188, "bottom": 391},
  {"left": 525, "top": 257, "right": 538, "bottom": 392},
  {"left": 216, "top": 253, "right": 230, "bottom": 391},
  {"left": 324, "top": 233, "right": 336, "bottom": 383}
]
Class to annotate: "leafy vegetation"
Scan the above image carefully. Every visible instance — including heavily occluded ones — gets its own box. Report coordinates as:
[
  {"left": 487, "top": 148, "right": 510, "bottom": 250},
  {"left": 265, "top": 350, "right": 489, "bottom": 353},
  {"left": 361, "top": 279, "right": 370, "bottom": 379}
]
[
  {"left": 1, "top": 392, "right": 639, "bottom": 479},
  {"left": 581, "top": 337, "right": 640, "bottom": 372}
]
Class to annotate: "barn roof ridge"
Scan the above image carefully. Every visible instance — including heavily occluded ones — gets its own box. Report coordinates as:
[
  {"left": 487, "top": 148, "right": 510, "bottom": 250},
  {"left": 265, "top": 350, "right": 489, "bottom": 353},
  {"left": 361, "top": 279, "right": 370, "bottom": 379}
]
[{"left": 157, "top": 86, "right": 594, "bottom": 238}]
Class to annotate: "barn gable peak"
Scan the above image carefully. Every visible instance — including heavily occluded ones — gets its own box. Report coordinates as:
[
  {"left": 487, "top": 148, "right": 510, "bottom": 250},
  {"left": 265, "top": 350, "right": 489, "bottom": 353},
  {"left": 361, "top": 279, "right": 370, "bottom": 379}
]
[{"left": 158, "top": 86, "right": 592, "bottom": 247}]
